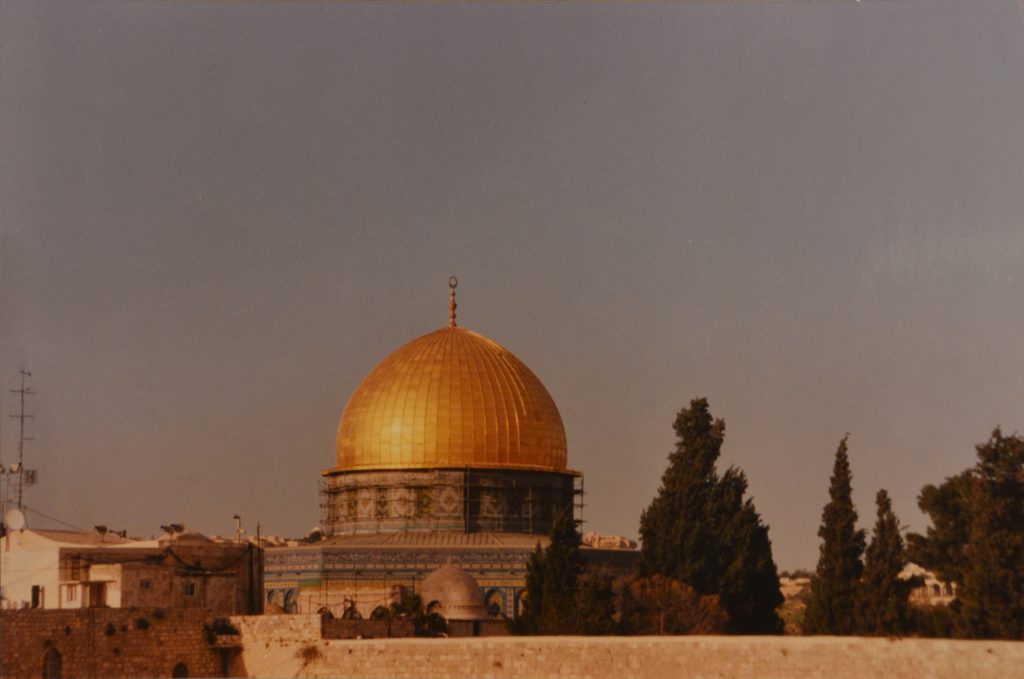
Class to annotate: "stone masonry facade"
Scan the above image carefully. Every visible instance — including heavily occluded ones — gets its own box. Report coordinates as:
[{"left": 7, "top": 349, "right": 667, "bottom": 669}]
[
  {"left": 0, "top": 608, "right": 229, "bottom": 679},
  {"left": 6, "top": 609, "right": 1023, "bottom": 678},
  {"left": 224, "top": 618, "right": 1024, "bottom": 679}
]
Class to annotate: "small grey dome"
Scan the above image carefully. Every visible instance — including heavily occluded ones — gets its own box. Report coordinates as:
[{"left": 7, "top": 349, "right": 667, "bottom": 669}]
[{"left": 419, "top": 565, "right": 488, "bottom": 621}]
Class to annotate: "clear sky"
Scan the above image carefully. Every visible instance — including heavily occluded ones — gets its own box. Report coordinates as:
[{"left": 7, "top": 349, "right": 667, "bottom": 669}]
[{"left": 1, "top": 1, "right": 1022, "bottom": 570}]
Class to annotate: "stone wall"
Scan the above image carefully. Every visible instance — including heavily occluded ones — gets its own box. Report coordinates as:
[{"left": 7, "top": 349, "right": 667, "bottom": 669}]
[
  {"left": 0, "top": 608, "right": 226, "bottom": 679},
  {"left": 224, "top": 627, "right": 1024, "bottom": 679},
  {"left": 7, "top": 609, "right": 1022, "bottom": 678},
  {"left": 226, "top": 614, "right": 322, "bottom": 678},
  {"left": 321, "top": 618, "right": 415, "bottom": 639}
]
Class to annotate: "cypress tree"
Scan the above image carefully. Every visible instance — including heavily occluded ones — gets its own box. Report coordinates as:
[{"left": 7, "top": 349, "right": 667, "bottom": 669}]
[
  {"left": 857, "top": 489, "right": 910, "bottom": 635},
  {"left": 804, "top": 435, "right": 865, "bottom": 635},
  {"left": 514, "top": 509, "right": 585, "bottom": 634},
  {"left": 639, "top": 398, "right": 784, "bottom": 634}
]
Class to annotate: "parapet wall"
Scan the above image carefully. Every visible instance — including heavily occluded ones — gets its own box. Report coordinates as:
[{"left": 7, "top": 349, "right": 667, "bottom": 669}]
[
  {"left": 224, "top": 627, "right": 1024, "bottom": 679},
  {"left": 0, "top": 608, "right": 224, "bottom": 679}
]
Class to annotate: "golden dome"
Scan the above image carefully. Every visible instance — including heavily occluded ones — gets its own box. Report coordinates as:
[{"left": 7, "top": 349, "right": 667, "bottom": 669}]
[{"left": 333, "top": 326, "right": 567, "bottom": 473}]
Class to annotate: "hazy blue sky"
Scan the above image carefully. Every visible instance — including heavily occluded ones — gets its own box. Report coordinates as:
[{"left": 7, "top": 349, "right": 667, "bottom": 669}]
[{"left": 1, "top": 1, "right": 1022, "bottom": 569}]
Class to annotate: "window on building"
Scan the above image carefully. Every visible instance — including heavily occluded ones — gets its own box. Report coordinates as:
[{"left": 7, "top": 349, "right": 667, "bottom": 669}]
[
  {"left": 66, "top": 585, "right": 78, "bottom": 603},
  {"left": 61, "top": 556, "right": 82, "bottom": 582},
  {"left": 87, "top": 582, "right": 107, "bottom": 608},
  {"left": 139, "top": 579, "right": 152, "bottom": 591},
  {"left": 485, "top": 589, "right": 504, "bottom": 618},
  {"left": 183, "top": 582, "right": 196, "bottom": 598},
  {"left": 171, "top": 662, "right": 189, "bottom": 678},
  {"left": 31, "top": 585, "right": 43, "bottom": 609}
]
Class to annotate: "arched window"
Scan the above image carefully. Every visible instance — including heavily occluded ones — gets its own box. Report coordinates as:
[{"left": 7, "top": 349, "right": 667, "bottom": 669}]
[
  {"left": 172, "top": 662, "right": 189, "bottom": 678},
  {"left": 283, "top": 589, "right": 300, "bottom": 614},
  {"left": 342, "top": 603, "right": 363, "bottom": 620},
  {"left": 485, "top": 589, "right": 504, "bottom": 618},
  {"left": 267, "top": 589, "right": 287, "bottom": 610},
  {"left": 370, "top": 606, "right": 390, "bottom": 620},
  {"left": 42, "top": 647, "right": 61, "bottom": 679}
]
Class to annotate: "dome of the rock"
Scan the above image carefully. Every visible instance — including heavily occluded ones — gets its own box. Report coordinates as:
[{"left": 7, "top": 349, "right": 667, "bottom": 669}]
[
  {"left": 263, "top": 280, "right": 636, "bottom": 626},
  {"left": 334, "top": 326, "right": 567, "bottom": 473}
]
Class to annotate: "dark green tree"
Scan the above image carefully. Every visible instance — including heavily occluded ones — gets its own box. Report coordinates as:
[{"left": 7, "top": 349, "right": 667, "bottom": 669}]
[
  {"left": 717, "top": 470, "right": 787, "bottom": 634},
  {"left": 513, "top": 509, "right": 585, "bottom": 634},
  {"left": 575, "top": 567, "right": 618, "bottom": 635},
  {"left": 857, "top": 489, "right": 910, "bottom": 635},
  {"left": 956, "top": 429, "right": 1024, "bottom": 639},
  {"left": 804, "top": 435, "right": 865, "bottom": 635},
  {"left": 389, "top": 588, "right": 448, "bottom": 637},
  {"left": 907, "top": 428, "right": 1024, "bottom": 639},
  {"left": 906, "top": 471, "right": 973, "bottom": 584},
  {"left": 639, "top": 398, "right": 784, "bottom": 634},
  {"left": 615, "top": 574, "right": 727, "bottom": 635}
]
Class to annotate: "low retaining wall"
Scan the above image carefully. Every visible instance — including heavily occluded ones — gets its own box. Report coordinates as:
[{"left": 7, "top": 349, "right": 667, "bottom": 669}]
[{"left": 225, "top": 630, "right": 1024, "bottom": 679}]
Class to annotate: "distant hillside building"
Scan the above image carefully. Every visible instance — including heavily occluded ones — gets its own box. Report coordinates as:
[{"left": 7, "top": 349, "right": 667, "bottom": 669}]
[
  {"left": 264, "top": 281, "right": 636, "bottom": 621},
  {"left": 0, "top": 525, "right": 263, "bottom": 616},
  {"left": 901, "top": 562, "right": 957, "bottom": 606}
]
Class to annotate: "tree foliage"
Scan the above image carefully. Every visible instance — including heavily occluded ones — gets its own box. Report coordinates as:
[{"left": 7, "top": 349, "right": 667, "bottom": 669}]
[
  {"left": 513, "top": 509, "right": 585, "bottom": 635},
  {"left": 575, "top": 567, "right": 618, "bottom": 635},
  {"left": 803, "top": 435, "right": 865, "bottom": 635},
  {"left": 615, "top": 575, "right": 727, "bottom": 635},
  {"left": 857, "top": 489, "right": 911, "bottom": 635},
  {"left": 908, "top": 428, "right": 1024, "bottom": 640},
  {"left": 906, "top": 471, "right": 973, "bottom": 584},
  {"left": 638, "top": 398, "right": 784, "bottom": 634},
  {"left": 956, "top": 429, "right": 1024, "bottom": 639},
  {"left": 389, "top": 588, "right": 448, "bottom": 637}
]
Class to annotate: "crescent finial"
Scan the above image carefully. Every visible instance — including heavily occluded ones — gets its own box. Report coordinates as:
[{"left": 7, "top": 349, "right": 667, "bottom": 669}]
[{"left": 448, "top": 276, "right": 458, "bottom": 328}]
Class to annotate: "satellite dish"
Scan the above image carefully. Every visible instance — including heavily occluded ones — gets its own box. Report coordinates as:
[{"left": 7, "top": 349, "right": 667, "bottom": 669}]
[{"left": 4, "top": 508, "right": 26, "bottom": 531}]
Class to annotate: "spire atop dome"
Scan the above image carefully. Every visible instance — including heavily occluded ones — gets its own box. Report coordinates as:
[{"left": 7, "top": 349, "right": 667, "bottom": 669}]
[{"left": 448, "top": 276, "right": 458, "bottom": 328}]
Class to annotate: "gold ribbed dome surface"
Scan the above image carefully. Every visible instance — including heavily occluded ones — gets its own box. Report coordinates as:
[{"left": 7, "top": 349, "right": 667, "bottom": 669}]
[{"left": 334, "top": 327, "right": 567, "bottom": 472}]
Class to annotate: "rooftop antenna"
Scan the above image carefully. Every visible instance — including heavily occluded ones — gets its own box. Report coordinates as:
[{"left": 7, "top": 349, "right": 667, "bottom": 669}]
[
  {"left": 9, "top": 370, "right": 35, "bottom": 511},
  {"left": 448, "top": 276, "right": 458, "bottom": 328}
]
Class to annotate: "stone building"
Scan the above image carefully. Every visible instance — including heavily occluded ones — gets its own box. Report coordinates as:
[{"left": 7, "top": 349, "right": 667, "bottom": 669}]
[
  {"left": 1, "top": 525, "right": 263, "bottom": 616},
  {"left": 901, "top": 562, "right": 957, "bottom": 606},
  {"left": 265, "top": 281, "right": 636, "bottom": 621}
]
